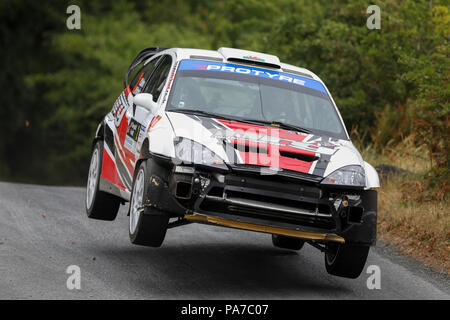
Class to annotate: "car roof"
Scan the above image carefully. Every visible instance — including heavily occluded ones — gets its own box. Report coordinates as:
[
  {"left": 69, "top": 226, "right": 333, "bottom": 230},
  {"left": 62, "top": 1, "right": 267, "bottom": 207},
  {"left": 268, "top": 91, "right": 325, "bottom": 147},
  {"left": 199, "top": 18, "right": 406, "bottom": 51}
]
[{"left": 161, "top": 47, "right": 322, "bottom": 82}]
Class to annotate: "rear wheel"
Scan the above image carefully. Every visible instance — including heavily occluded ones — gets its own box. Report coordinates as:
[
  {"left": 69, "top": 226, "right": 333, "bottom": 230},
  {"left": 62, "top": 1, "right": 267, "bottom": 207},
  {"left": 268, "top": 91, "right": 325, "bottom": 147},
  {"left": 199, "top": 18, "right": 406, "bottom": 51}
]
[
  {"left": 129, "top": 159, "right": 169, "bottom": 247},
  {"left": 325, "top": 243, "right": 370, "bottom": 279},
  {"left": 86, "top": 140, "right": 121, "bottom": 221},
  {"left": 272, "top": 234, "right": 305, "bottom": 250}
]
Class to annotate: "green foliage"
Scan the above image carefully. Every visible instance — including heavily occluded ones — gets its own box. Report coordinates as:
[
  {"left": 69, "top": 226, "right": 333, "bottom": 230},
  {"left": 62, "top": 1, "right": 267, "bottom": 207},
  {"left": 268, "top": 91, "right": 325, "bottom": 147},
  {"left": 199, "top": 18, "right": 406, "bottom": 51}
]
[
  {"left": 0, "top": 0, "right": 448, "bottom": 185},
  {"left": 370, "top": 103, "right": 416, "bottom": 148},
  {"left": 399, "top": 5, "right": 450, "bottom": 170},
  {"left": 25, "top": 0, "right": 214, "bottom": 184},
  {"left": 265, "top": 0, "right": 444, "bottom": 130}
]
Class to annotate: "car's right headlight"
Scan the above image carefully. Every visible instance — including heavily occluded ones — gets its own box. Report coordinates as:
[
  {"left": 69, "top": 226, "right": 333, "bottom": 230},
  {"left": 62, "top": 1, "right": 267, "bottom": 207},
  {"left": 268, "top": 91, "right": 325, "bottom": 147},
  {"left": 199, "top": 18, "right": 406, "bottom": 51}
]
[{"left": 321, "top": 165, "right": 366, "bottom": 187}]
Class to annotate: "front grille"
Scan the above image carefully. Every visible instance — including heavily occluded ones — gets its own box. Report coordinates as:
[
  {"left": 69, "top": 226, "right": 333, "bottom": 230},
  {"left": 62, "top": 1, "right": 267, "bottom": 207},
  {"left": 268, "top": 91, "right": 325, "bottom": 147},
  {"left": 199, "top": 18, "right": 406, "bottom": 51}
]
[
  {"left": 198, "top": 182, "right": 336, "bottom": 230},
  {"left": 199, "top": 197, "right": 335, "bottom": 230}
]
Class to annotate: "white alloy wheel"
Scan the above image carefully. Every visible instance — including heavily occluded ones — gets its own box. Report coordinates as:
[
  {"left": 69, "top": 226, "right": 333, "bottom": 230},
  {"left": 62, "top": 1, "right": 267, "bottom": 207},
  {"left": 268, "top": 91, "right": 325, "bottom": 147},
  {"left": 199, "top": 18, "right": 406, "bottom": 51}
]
[
  {"left": 130, "top": 168, "right": 145, "bottom": 234},
  {"left": 86, "top": 148, "right": 99, "bottom": 209}
]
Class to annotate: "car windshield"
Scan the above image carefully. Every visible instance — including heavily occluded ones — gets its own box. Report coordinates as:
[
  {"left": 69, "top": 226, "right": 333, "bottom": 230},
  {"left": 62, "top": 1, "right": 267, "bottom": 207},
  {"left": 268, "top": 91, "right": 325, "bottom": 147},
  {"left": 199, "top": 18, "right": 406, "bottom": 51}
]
[{"left": 166, "top": 59, "right": 348, "bottom": 140}]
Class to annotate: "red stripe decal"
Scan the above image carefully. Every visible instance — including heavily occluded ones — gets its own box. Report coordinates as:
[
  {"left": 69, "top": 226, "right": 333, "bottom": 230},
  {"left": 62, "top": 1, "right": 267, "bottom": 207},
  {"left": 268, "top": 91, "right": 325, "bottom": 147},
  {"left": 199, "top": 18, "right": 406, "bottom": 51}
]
[
  {"left": 101, "top": 149, "right": 126, "bottom": 190},
  {"left": 131, "top": 73, "right": 144, "bottom": 93}
]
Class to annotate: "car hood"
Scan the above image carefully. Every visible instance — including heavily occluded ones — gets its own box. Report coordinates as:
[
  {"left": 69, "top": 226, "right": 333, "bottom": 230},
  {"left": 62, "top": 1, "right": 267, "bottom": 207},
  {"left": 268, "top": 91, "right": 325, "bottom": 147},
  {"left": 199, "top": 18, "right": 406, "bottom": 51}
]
[{"left": 166, "top": 111, "right": 364, "bottom": 178}]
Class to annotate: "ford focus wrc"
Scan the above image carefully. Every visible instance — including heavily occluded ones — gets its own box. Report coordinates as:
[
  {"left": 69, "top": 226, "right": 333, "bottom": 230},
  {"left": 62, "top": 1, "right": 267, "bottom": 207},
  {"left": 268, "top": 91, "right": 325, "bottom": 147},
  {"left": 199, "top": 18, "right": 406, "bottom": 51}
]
[{"left": 86, "top": 47, "right": 380, "bottom": 278}]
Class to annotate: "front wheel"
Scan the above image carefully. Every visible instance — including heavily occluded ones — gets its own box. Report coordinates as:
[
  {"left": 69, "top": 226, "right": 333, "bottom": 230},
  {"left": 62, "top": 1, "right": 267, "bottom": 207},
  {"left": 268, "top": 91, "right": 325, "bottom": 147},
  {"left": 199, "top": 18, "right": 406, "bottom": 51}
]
[
  {"left": 324, "top": 243, "right": 370, "bottom": 279},
  {"left": 129, "top": 159, "right": 169, "bottom": 247}
]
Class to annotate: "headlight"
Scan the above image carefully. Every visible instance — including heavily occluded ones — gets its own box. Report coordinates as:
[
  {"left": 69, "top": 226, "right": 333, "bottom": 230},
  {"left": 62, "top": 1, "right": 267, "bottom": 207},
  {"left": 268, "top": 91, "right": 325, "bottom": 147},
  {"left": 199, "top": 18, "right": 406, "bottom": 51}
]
[
  {"left": 321, "top": 165, "right": 365, "bottom": 187},
  {"left": 174, "top": 137, "right": 227, "bottom": 169}
]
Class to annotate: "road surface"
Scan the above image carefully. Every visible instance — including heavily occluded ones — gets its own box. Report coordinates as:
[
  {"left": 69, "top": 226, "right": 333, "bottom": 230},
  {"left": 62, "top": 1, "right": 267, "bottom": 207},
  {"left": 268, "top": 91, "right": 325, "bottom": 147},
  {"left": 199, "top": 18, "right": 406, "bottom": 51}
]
[{"left": 0, "top": 182, "right": 448, "bottom": 299}]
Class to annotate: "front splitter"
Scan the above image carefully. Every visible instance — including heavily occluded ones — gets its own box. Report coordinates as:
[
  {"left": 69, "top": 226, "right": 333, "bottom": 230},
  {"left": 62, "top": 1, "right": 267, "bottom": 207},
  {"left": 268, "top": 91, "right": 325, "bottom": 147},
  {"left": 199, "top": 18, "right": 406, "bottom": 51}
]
[{"left": 184, "top": 213, "right": 345, "bottom": 243}]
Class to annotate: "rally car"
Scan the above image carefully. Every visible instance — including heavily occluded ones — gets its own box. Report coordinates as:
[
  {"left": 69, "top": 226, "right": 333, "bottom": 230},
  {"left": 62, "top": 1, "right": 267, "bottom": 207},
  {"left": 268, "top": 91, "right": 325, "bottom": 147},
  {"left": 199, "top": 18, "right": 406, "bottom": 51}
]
[{"left": 86, "top": 47, "right": 379, "bottom": 278}]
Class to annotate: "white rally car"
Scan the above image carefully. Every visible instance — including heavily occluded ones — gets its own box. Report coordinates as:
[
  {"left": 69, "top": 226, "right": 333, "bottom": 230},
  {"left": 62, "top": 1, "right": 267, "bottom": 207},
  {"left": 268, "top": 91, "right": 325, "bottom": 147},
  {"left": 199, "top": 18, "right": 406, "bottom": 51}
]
[{"left": 86, "top": 47, "right": 379, "bottom": 278}]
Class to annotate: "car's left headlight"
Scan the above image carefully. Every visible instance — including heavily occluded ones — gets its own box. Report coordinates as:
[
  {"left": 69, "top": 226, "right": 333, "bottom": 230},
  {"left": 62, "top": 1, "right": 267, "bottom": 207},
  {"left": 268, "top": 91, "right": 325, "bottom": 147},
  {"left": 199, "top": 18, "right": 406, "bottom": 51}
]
[
  {"left": 174, "top": 137, "right": 227, "bottom": 169},
  {"left": 321, "top": 165, "right": 366, "bottom": 187}
]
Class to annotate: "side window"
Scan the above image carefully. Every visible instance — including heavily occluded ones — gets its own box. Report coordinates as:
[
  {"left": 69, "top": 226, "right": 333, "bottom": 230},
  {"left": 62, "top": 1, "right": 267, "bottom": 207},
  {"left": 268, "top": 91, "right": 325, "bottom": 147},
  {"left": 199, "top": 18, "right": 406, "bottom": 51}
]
[
  {"left": 144, "top": 55, "right": 172, "bottom": 102},
  {"left": 129, "top": 57, "right": 160, "bottom": 94},
  {"left": 127, "top": 61, "right": 144, "bottom": 89}
]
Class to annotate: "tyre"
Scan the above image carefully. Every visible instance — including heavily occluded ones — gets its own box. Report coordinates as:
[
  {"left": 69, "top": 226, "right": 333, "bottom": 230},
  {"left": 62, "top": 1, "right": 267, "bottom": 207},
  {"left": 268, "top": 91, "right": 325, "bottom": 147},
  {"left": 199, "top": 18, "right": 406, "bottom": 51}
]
[
  {"left": 272, "top": 234, "right": 305, "bottom": 250},
  {"left": 325, "top": 243, "right": 370, "bottom": 279},
  {"left": 129, "top": 159, "right": 169, "bottom": 247},
  {"left": 86, "top": 140, "right": 121, "bottom": 221}
]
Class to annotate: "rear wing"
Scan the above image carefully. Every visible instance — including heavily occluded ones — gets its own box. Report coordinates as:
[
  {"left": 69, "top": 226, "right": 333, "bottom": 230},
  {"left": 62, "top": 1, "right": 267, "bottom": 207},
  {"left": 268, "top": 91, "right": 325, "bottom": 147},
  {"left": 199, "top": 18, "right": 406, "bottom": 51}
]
[{"left": 124, "top": 47, "right": 169, "bottom": 87}]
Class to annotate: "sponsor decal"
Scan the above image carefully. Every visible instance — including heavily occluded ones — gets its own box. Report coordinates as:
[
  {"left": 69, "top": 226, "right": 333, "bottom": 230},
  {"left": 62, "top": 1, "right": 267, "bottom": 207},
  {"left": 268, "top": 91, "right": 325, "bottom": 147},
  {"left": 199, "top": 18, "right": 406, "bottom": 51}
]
[
  {"left": 166, "top": 66, "right": 177, "bottom": 90},
  {"left": 193, "top": 64, "right": 207, "bottom": 69},
  {"left": 147, "top": 115, "right": 162, "bottom": 133},
  {"left": 126, "top": 119, "right": 142, "bottom": 142},
  {"left": 162, "top": 61, "right": 179, "bottom": 104},
  {"left": 243, "top": 55, "right": 265, "bottom": 62},
  {"left": 178, "top": 59, "right": 326, "bottom": 93},
  {"left": 125, "top": 118, "right": 146, "bottom": 153}
]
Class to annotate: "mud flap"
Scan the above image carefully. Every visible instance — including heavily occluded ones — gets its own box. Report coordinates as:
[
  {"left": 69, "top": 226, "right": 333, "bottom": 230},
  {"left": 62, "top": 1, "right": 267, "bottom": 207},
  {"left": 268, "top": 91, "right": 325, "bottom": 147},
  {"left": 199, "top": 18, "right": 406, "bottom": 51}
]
[
  {"left": 144, "top": 174, "right": 186, "bottom": 217},
  {"left": 341, "top": 190, "right": 377, "bottom": 245}
]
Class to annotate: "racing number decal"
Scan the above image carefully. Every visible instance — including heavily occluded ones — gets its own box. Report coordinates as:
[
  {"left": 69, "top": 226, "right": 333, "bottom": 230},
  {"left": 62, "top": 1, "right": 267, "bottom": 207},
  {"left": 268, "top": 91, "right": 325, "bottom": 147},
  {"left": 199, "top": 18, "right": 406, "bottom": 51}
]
[{"left": 114, "top": 105, "right": 126, "bottom": 127}]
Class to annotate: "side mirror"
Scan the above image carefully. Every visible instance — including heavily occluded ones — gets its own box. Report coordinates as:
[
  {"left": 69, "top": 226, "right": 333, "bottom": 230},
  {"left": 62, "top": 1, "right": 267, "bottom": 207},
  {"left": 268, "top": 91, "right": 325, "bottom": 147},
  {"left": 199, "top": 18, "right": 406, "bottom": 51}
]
[{"left": 133, "top": 93, "right": 158, "bottom": 113}]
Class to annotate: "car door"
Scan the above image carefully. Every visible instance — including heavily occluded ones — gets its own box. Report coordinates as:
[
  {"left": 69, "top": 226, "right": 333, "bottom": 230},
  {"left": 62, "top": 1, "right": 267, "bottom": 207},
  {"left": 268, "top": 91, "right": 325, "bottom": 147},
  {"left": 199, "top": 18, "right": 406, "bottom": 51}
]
[
  {"left": 121, "top": 55, "right": 173, "bottom": 185},
  {"left": 120, "top": 56, "right": 163, "bottom": 155},
  {"left": 106, "top": 56, "right": 162, "bottom": 191},
  {"left": 125, "top": 54, "right": 173, "bottom": 160}
]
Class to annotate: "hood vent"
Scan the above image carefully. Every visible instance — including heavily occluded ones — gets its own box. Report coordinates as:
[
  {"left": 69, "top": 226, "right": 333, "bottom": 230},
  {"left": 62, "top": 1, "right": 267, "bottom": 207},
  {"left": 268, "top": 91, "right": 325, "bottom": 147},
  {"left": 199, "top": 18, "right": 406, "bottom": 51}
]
[{"left": 280, "top": 150, "right": 319, "bottom": 162}]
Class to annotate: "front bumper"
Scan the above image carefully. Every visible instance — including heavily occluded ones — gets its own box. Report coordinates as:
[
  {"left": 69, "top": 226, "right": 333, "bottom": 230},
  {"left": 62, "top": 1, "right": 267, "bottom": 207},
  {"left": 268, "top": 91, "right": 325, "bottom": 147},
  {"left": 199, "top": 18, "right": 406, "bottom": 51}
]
[{"left": 148, "top": 161, "right": 377, "bottom": 245}]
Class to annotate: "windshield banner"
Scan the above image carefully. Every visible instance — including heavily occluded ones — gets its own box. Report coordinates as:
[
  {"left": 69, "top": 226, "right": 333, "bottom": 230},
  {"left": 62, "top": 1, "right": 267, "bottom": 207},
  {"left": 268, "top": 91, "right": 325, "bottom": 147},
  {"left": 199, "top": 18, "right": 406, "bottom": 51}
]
[{"left": 178, "top": 59, "right": 326, "bottom": 93}]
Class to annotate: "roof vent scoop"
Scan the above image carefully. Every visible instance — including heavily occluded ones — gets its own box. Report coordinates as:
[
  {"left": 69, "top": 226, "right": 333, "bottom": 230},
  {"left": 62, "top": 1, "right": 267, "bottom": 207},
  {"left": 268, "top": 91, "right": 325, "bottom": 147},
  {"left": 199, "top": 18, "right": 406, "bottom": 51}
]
[{"left": 218, "top": 47, "right": 281, "bottom": 69}]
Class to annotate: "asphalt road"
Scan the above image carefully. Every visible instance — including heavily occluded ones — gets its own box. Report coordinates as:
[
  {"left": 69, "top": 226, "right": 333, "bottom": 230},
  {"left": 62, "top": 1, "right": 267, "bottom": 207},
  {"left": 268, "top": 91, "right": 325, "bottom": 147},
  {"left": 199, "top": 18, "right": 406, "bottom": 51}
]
[{"left": 0, "top": 181, "right": 448, "bottom": 299}]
